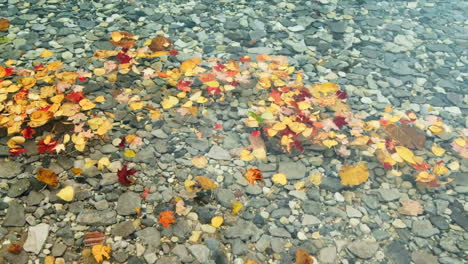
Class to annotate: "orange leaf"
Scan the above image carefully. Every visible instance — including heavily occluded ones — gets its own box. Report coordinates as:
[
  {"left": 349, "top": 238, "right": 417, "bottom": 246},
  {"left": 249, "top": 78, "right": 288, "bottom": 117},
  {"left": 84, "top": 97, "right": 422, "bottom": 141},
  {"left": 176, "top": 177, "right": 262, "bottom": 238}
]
[
  {"left": 338, "top": 162, "right": 369, "bottom": 186},
  {"left": 0, "top": 18, "right": 10, "bottom": 31},
  {"left": 91, "top": 244, "right": 112, "bottom": 263},
  {"left": 295, "top": 249, "right": 315, "bottom": 264},
  {"left": 195, "top": 176, "right": 217, "bottom": 189},
  {"left": 158, "top": 210, "right": 176, "bottom": 228},
  {"left": 399, "top": 200, "right": 424, "bottom": 216},
  {"left": 36, "top": 168, "right": 59, "bottom": 187},
  {"left": 245, "top": 168, "right": 263, "bottom": 185}
]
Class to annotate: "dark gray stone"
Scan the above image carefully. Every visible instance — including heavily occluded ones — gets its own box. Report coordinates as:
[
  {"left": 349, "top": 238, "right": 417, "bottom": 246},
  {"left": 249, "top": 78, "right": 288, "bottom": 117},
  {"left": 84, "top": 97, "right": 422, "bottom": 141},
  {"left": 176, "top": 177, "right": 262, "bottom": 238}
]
[{"left": 3, "top": 201, "right": 25, "bottom": 227}]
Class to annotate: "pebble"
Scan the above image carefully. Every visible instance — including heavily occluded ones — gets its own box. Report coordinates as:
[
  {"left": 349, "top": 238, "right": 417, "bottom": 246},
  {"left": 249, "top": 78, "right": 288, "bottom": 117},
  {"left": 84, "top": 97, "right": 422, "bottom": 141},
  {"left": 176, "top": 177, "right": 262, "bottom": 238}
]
[
  {"left": 347, "top": 240, "right": 379, "bottom": 259},
  {"left": 23, "top": 223, "right": 50, "bottom": 254}
]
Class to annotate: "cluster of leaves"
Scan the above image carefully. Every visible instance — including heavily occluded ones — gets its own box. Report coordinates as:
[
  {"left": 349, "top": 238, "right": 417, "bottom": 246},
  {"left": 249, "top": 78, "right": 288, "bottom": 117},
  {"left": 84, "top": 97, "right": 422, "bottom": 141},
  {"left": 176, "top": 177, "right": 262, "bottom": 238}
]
[
  {"left": 0, "top": 58, "right": 113, "bottom": 155},
  {"left": 243, "top": 55, "right": 465, "bottom": 187}
]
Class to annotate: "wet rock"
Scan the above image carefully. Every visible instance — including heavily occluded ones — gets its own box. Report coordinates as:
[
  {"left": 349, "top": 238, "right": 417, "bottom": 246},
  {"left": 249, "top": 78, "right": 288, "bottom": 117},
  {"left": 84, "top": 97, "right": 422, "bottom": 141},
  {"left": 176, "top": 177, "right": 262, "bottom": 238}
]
[
  {"left": 3, "top": 201, "right": 25, "bottom": 227},
  {"left": 136, "top": 228, "right": 161, "bottom": 248},
  {"left": 116, "top": 192, "right": 141, "bottom": 216},
  {"left": 23, "top": 223, "right": 50, "bottom": 254},
  {"left": 412, "top": 220, "right": 439, "bottom": 238},
  {"left": 385, "top": 240, "right": 411, "bottom": 264},
  {"left": 411, "top": 250, "right": 439, "bottom": 264},
  {"left": 278, "top": 161, "right": 307, "bottom": 180},
  {"left": 0, "top": 160, "right": 23, "bottom": 179},
  {"left": 207, "top": 145, "right": 231, "bottom": 160},
  {"left": 76, "top": 209, "right": 117, "bottom": 226},
  {"left": 8, "top": 179, "right": 31, "bottom": 198},
  {"left": 188, "top": 244, "right": 210, "bottom": 263},
  {"left": 112, "top": 221, "right": 136, "bottom": 237},
  {"left": 347, "top": 240, "right": 379, "bottom": 259}
]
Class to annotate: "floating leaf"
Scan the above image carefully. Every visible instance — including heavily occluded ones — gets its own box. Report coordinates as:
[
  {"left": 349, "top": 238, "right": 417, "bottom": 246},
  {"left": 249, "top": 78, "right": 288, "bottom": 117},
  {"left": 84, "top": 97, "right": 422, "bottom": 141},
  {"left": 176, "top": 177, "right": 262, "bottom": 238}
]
[
  {"left": 195, "top": 176, "right": 217, "bottom": 189},
  {"left": 91, "top": 244, "right": 112, "bottom": 263},
  {"left": 232, "top": 201, "right": 243, "bottom": 215},
  {"left": 36, "top": 168, "right": 59, "bottom": 187},
  {"left": 384, "top": 123, "right": 426, "bottom": 150},
  {"left": 240, "top": 149, "right": 254, "bottom": 161},
  {"left": 338, "top": 162, "right": 369, "bottom": 186},
  {"left": 158, "top": 210, "right": 175, "bottom": 228},
  {"left": 7, "top": 244, "right": 23, "bottom": 254},
  {"left": 415, "top": 171, "right": 436, "bottom": 183},
  {"left": 97, "top": 157, "right": 110, "bottom": 170},
  {"left": 433, "top": 163, "right": 449, "bottom": 176},
  {"left": 192, "top": 156, "right": 208, "bottom": 168},
  {"left": 272, "top": 173, "right": 287, "bottom": 185},
  {"left": 211, "top": 216, "right": 224, "bottom": 228},
  {"left": 399, "top": 200, "right": 424, "bottom": 216},
  {"left": 431, "top": 144, "right": 446, "bottom": 156},
  {"left": 56, "top": 186, "right": 74, "bottom": 202}
]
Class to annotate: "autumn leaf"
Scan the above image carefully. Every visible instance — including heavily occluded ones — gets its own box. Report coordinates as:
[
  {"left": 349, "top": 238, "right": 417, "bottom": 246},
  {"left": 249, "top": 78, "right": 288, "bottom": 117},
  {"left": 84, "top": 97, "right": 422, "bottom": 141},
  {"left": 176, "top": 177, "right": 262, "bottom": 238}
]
[
  {"left": 148, "top": 36, "right": 171, "bottom": 52},
  {"left": 192, "top": 156, "right": 208, "bottom": 168},
  {"left": 272, "top": 173, "right": 287, "bottom": 185},
  {"left": 245, "top": 260, "right": 260, "bottom": 264},
  {"left": 117, "top": 164, "right": 137, "bottom": 185},
  {"left": 395, "top": 146, "right": 417, "bottom": 164},
  {"left": 56, "top": 186, "right": 74, "bottom": 202},
  {"left": 245, "top": 168, "right": 263, "bottom": 185},
  {"left": 0, "top": 18, "right": 10, "bottom": 31},
  {"left": 91, "top": 244, "right": 112, "bottom": 263},
  {"left": 338, "top": 162, "right": 369, "bottom": 186},
  {"left": 431, "top": 144, "right": 446, "bottom": 156},
  {"left": 7, "top": 244, "right": 23, "bottom": 254},
  {"left": 36, "top": 168, "right": 59, "bottom": 187},
  {"left": 159, "top": 210, "right": 176, "bottom": 228},
  {"left": 384, "top": 123, "right": 426, "bottom": 150},
  {"left": 399, "top": 200, "right": 424, "bottom": 216},
  {"left": 195, "top": 176, "right": 217, "bottom": 189},
  {"left": 232, "top": 201, "right": 244, "bottom": 215}
]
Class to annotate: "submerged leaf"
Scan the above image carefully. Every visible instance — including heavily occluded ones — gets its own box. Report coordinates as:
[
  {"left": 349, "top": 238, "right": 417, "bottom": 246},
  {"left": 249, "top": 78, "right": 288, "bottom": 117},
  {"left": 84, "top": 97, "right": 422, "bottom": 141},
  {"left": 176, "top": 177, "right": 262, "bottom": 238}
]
[
  {"left": 338, "top": 162, "right": 369, "bottom": 186},
  {"left": 36, "top": 168, "right": 59, "bottom": 187},
  {"left": 91, "top": 244, "right": 112, "bottom": 263},
  {"left": 195, "top": 176, "right": 217, "bottom": 189},
  {"left": 384, "top": 123, "right": 426, "bottom": 150},
  {"left": 158, "top": 210, "right": 175, "bottom": 228}
]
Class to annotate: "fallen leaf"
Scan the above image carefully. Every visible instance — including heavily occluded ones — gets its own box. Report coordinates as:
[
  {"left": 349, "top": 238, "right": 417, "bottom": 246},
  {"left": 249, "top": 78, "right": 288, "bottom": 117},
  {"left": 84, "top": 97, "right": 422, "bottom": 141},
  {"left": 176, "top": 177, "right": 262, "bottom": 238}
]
[
  {"left": 7, "top": 244, "right": 22, "bottom": 254},
  {"left": 431, "top": 144, "right": 446, "bottom": 156},
  {"left": 159, "top": 210, "right": 175, "bottom": 228},
  {"left": 124, "top": 149, "right": 136, "bottom": 158},
  {"left": 211, "top": 216, "right": 224, "bottom": 228},
  {"left": 36, "top": 168, "right": 59, "bottom": 187},
  {"left": 175, "top": 199, "right": 186, "bottom": 215},
  {"left": 309, "top": 172, "right": 322, "bottom": 186},
  {"left": 161, "top": 96, "right": 179, "bottom": 109},
  {"left": 245, "top": 168, "right": 263, "bottom": 185},
  {"left": 249, "top": 133, "right": 267, "bottom": 161},
  {"left": 7, "top": 136, "right": 25, "bottom": 148},
  {"left": 0, "top": 18, "right": 10, "bottom": 31},
  {"left": 395, "top": 146, "right": 417, "bottom": 164},
  {"left": 415, "top": 171, "right": 436, "bottom": 183},
  {"left": 245, "top": 260, "right": 260, "bottom": 264},
  {"left": 192, "top": 156, "right": 208, "bottom": 168},
  {"left": 399, "top": 200, "right": 424, "bottom": 216},
  {"left": 97, "top": 157, "right": 110, "bottom": 170},
  {"left": 232, "top": 201, "right": 243, "bottom": 215},
  {"left": 240, "top": 149, "right": 254, "bottom": 161},
  {"left": 195, "top": 176, "right": 217, "bottom": 189},
  {"left": 71, "top": 168, "right": 83, "bottom": 176},
  {"left": 338, "top": 162, "right": 369, "bottom": 186},
  {"left": 433, "top": 163, "right": 449, "bottom": 176},
  {"left": 56, "top": 186, "right": 74, "bottom": 201},
  {"left": 91, "top": 244, "right": 111, "bottom": 263},
  {"left": 148, "top": 36, "right": 171, "bottom": 52},
  {"left": 384, "top": 123, "right": 426, "bottom": 150},
  {"left": 40, "top": 49, "right": 54, "bottom": 58},
  {"left": 117, "top": 164, "right": 137, "bottom": 185},
  {"left": 295, "top": 249, "right": 315, "bottom": 264},
  {"left": 272, "top": 173, "right": 287, "bottom": 185}
]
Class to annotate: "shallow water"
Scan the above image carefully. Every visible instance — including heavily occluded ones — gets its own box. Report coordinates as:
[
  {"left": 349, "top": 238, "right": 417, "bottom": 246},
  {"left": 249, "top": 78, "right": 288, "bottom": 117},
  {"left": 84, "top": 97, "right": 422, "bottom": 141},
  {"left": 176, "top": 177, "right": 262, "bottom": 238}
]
[{"left": 0, "top": 0, "right": 467, "bottom": 264}]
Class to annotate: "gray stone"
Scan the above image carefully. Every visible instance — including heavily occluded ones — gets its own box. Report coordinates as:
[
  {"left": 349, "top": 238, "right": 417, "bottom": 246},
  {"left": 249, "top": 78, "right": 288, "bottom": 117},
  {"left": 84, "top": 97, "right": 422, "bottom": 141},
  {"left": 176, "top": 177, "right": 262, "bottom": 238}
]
[
  {"left": 329, "top": 21, "right": 347, "bottom": 33},
  {"left": 8, "top": 179, "right": 31, "bottom": 198},
  {"left": 269, "top": 227, "right": 291, "bottom": 238},
  {"left": 320, "top": 176, "right": 345, "bottom": 192},
  {"left": 255, "top": 235, "right": 271, "bottom": 252},
  {"left": 215, "top": 189, "right": 235, "bottom": 208},
  {"left": 76, "top": 209, "right": 117, "bottom": 226},
  {"left": 207, "top": 145, "right": 231, "bottom": 160},
  {"left": 172, "top": 244, "right": 193, "bottom": 262},
  {"left": 0, "top": 160, "right": 23, "bottom": 178},
  {"left": 245, "top": 185, "right": 262, "bottom": 195},
  {"left": 3, "top": 201, "right": 25, "bottom": 227},
  {"left": 385, "top": 240, "right": 411, "bottom": 264},
  {"left": 225, "top": 220, "right": 261, "bottom": 241},
  {"left": 51, "top": 242, "right": 67, "bottom": 257},
  {"left": 347, "top": 240, "right": 379, "bottom": 259},
  {"left": 188, "top": 245, "right": 210, "bottom": 263},
  {"left": 271, "top": 238, "right": 285, "bottom": 253},
  {"left": 302, "top": 214, "right": 321, "bottom": 226},
  {"left": 112, "top": 221, "right": 136, "bottom": 237},
  {"left": 23, "top": 223, "right": 50, "bottom": 254},
  {"left": 411, "top": 250, "right": 439, "bottom": 264},
  {"left": 346, "top": 206, "right": 363, "bottom": 218},
  {"left": 247, "top": 47, "right": 274, "bottom": 54},
  {"left": 278, "top": 161, "right": 307, "bottom": 180},
  {"left": 116, "top": 192, "right": 141, "bottom": 216},
  {"left": 318, "top": 246, "right": 337, "bottom": 264},
  {"left": 412, "top": 220, "right": 439, "bottom": 238},
  {"left": 136, "top": 228, "right": 161, "bottom": 248},
  {"left": 377, "top": 189, "right": 401, "bottom": 201}
]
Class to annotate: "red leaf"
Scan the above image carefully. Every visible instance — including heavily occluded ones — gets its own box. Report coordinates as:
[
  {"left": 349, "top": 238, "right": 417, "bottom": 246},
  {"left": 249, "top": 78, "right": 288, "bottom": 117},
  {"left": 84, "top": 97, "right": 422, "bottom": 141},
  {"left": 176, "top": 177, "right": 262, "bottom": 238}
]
[
  {"left": 333, "top": 116, "right": 348, "bottom": 129},
  {"left": 169, "top": 49, "right": 179, "bottom": 55},
  {"left": 4, "top": 67, "right": 14, "bottom": 77},
  {"left": 214, "top": 124, "right": 222, "bottom": 130},
  {"left": 9, "top": 148, "right": 26, "bottom": 156},
  {"left": 239, "top": 56, "right": 251, "bottom": 63},
  {"left": 383, "top": 162, "right": 393, "bottom": 169},
  {"left": 33, "top": 64, "right": 44, "bottom": 71},
  {"left": 78, "top": 76, "right": 87, "bottom": 81},
  {"left": 66, "top": 91, "right": 85, "bottom": 103},
  {"left": 270, "top": 89, "right": 282, "bottom": 104},
  {"left": 21, "top": 127, "right": 35, "bottom": 139},
  {"left": 336, "top": 90, "right": 347, "bottom": 100},
  {"left": 411, "top": 162, "right": 431, "bottom": 171},
  {"left": 158, "top": 210, "right": 175, "bottom": 228},
  {"left": 176, "top": 80, "right": 192, "bottom": 92},
  {"left": 206, "top": 86, "right": 221, "bottom": 95},
  {"left": 37, "top": 139, "right": 58, "bottom": 154},
  {"left": 141, "top": 187, "right": 150, "bottom": 199},
  {"left": 117, "top": 164, "right": 137, "bottom": 185},
  {"left": 118, "top": 137, "right": 126, "bottom": 149},
  {"left": 116, "top": 52, "right": 132, "bottom": 64},
  {"left": 251, "top": 131, "right": 261, "bottom": 137},
  {"left": 245, "top": 168, "right": 263, "bottom": 185}
]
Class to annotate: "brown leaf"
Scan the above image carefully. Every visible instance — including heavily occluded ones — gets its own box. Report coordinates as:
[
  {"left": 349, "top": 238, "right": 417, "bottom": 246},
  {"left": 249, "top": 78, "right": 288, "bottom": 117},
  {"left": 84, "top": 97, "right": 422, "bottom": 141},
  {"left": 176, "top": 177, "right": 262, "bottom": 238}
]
[
  {"left": 399, "top": 200, "right": 424, "bottom": 216},
  {"left": 7, "top": 244, "right": 23, "bottom": 254},
  {"left": 384, "top": 123, "right": 426, "bottom": 150},
  {"left": 109, "top": 31, "right": 137, "bottom": 49},
  {"left": 36, "top": 168, "right": 59, "bottom": 187},
  {"left": 0, "top": 18, "right": 10, "bottom": 31},
  {"left": 295, "top": 249, "right": 315, "bottom": 264},
  {"left": 148, "top": 36, "right": 171, "bottom": 52}
]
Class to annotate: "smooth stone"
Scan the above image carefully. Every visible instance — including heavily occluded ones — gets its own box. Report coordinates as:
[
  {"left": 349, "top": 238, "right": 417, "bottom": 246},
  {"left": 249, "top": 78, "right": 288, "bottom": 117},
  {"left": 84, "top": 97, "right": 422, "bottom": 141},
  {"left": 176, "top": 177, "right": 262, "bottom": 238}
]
[
  {"left": 412, "top": 220, "right": 439, "bottom": 238},
  {"left": 76, "top": 209, "right": 117, "bottom": 226},
  {"left": 318, "top": 246, "right": 337, "bottom": 264},
  {"left": 278, "top": 161, "right": 307, "bottom": 180},
  {"left": 347, "top": 240, "right": 379, "bottom": 259},
  {"left": 3, "top": 201, "right": 25, "bottom": 227},
  {"left": 112, "top": 221, "right": 136, "bottom": 237},
  {"left": 188, "top": 245, "right": 210, "bottom": 263},
  {"left": 385, "top": 240, "right": 411, "bottom": 264},
  {"left": 0, "top": 160, "right": 23, "bottom": 178},
  {"left": 207, "top": 145, "right": 231, "bottom": 160},
  {"left": 302, "top": 214, "right": 321, "bottom": 226},
  {"left": 23, "top": 223, "right": 50, "bottom": 254},
  {"left": 116, "top": 192, "right": 141, "bottom": 216},
  {"left": 411, "top": 250, "right": 439, "bottom": 264},
  {"left": 136, "top": 228, "right": 161, "bottom": 248}
]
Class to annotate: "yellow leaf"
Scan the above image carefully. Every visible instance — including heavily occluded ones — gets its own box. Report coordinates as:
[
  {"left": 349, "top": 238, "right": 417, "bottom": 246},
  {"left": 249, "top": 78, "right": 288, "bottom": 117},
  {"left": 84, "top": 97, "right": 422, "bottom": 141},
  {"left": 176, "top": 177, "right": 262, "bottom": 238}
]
[
  {"left": 91, "top": 245, "right": 112, "bottom": 263},
  {"left": 79, "top": 98, "right": 96, "bottom": 111},
  {"left": 240, "top": 149, "right": 254, "bottom": 161},
  {"left": 192, "top": 156, "right": 208, "bottom": 168},
  {"left": 97, "top": 120, "right": 113, "bottom": 135},
  {"left": 56, "top": 186, "right": 74, "bottom": 202},
  {"left": 433, "top": 164, "right": 449, "bottom": 176},
  {"left": 211, "top": 216, "right": 224, "bottom": 228},
  {"left": 309, "top": 172, "right": 323, "bottom": 186},
  {"left": 40, "top": 49, "right": 54, "bottom": 58},
  {"left": 322, "top": 139, "right": 338, "bottom": 148},
  {"left": 272, "top": 173, "right": 287, "bottom": 185},
  {"left": 338, "top": 162, "right": 369, "bottom": 186},
  {"left": 195, "top": 176, "right": 217, "bottom": 189},
  {"left": 395, "top": 146, "right": 417, "bottom": 164},
  {"left": 93, "top": 68, "right": 106, "bottom": 76},
  {"left": 415, "top": 171, "right": 436, "bottom": 183},
  {"left": 94, "top": 96, "right": 106, "bottom": 103},
  {"left": 454, "top": 138, "right": 466, "bottom": 147},
  {"left": 431, "top": 144, "right": 446, "bottom": 156},
  {"left": 7, "top": 136, "right": 25, "bottom": 148},
  {"left": 184, "top": 179, "right": 197, "bottom": 192},
  {"left": 231, "top": 201, "right": 243, "bottom": 215},
  {"left": 84, "top": 158, "right": 97, "bottom": 169},
  {"left": 428, "top": 124, "right": 444, "bottom": 135},
  {"left": 312, "top": 82, "right": 340, "bottom": 95},
  {"left": 149, "top": 109, "right": 162, "bottom": 119},
  {"left": 129, "top": 101, "right": 144, "bottom": 110},
  {"left": 161, "top": 96, "right": 179, "bottom": 109},
  {"left": 97, "top": 157, "right": 110, "bottom": 170},
  {"left": 124, "top": 149, "right": 136, "bottom": 158}
]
